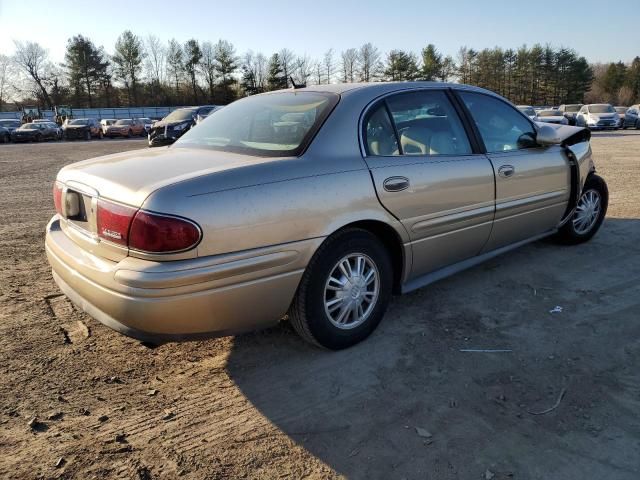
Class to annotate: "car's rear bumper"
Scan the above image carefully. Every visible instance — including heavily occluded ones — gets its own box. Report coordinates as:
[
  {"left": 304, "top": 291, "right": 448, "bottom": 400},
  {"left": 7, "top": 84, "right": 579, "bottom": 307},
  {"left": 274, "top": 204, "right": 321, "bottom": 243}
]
[{"left": 45, "top": 216, "right": 320, "bottom": 342}]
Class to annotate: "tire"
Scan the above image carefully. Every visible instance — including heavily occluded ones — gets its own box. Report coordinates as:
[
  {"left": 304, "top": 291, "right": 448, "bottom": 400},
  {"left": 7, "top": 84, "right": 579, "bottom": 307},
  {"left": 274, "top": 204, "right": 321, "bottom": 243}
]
[
  {"left": 127, "top": 129, "right": 132, "bottom": 138},
  {"left": 98, "top": 130, "right": 103, "bottom": 139},
  {"left": 289, "top": 228, "right": 393, "bottom": 350},
  {"left": 553, "top": 174, "right": 608, "bottom": 245},
  {"left": 3, "top": 134, "right": 8, "bottom": 143},
  {"left": 35, "top": 134, "right": 42, "bottom": 142},
  {"left": 85, "top": 130, "right": 91, "bottom": 141},
  {"left": 636, "top": 120, "right": 640, "bottom": 130}
]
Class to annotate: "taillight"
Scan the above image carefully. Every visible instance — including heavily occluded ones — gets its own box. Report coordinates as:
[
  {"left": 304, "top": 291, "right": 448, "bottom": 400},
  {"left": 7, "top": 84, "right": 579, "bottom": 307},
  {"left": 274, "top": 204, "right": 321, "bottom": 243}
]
[
  {"left": 96, "top": 199, "right": 136, "bottom": 247},
  {"left": 53, "top": 182, "right": 63, "bottom": 214},
  {"left": 129, "top": 211, "right": 201, "bottom": 253}
]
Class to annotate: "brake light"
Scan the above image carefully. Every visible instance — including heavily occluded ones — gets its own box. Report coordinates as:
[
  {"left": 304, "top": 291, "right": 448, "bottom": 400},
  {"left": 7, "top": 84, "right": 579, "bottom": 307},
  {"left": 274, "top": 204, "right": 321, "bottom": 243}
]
[
  {"left": 96, "top": 199, "right": 136, "bottom": 247},
  {"left": 129, "top": 211, "right": 201, "bottom": 253},
  {"left": 53, "top": 182, "right": 63, "bottom": 214}
]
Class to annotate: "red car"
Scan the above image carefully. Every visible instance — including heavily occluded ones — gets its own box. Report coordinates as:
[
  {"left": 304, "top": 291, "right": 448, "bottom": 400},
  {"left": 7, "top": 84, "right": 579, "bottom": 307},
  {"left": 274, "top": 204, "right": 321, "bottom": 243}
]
[{"left": 104, "top": 119, "right": 146, "bottom": 138}]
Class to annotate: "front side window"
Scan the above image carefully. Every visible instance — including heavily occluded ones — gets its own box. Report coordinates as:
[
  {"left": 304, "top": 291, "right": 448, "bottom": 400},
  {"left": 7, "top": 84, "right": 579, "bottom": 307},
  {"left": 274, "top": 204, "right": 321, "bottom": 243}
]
[
  {"left": 387, "top": 91, "right": 471, "bottom": 155},
  {"left": 175, "top": 92, "right": 338, "bottom": 157},
  {"left": 460, "top": 92, "right": 536, "bottom": 153}
]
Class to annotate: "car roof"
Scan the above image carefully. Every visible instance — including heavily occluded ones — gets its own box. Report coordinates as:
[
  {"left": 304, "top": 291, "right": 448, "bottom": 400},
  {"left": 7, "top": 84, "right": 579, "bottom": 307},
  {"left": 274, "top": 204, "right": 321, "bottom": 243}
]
[{"left": 275, "top": 81, "right": 501, "bottom": 98}]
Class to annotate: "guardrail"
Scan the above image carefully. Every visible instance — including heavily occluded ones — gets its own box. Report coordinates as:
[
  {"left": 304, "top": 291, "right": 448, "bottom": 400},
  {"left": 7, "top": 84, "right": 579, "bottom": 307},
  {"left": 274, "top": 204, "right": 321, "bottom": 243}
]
[{"left": 0, "top": 106, "right": 188, "bottom": 121}]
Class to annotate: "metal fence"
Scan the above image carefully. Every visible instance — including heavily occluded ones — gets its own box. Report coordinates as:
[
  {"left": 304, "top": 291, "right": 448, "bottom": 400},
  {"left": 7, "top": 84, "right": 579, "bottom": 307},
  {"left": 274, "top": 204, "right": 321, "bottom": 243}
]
[{"left": 0, "top": 106, "right": 187, "bottom": 121}]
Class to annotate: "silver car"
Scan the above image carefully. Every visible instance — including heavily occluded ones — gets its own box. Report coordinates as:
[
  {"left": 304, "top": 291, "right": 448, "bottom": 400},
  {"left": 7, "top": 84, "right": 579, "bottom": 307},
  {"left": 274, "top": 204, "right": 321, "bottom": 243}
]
[
  {"left": 575, "top": 104, "right": 619, "bottom": 130},
  {"left": 517, "top": 105, "right": 538, "bottom": 122},
  {"left": 622, "top": 105, "right": 640, "bottom": 129},
  {"left": 45, "top": 83, "right": 608, "bottom": 349},
  {"left": 536, "top": 109, "right": 569, "bottom": 125}
]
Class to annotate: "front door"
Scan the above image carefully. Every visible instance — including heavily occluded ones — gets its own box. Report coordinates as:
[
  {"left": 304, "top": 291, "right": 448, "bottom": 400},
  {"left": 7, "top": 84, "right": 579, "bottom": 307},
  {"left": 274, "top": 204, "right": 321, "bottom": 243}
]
[
  {"left": 457, "top": 91, "right": 571, "bottom": 251},
  {"left": 362, "top": 89, "right": 495, "bottom": 278}
]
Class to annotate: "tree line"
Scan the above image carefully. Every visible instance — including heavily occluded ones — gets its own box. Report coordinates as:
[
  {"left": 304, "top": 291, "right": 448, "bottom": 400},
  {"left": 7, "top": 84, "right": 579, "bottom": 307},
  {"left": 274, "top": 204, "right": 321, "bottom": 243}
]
[{"left": 0, "top": 32, "right": 639, "bottom": 111}]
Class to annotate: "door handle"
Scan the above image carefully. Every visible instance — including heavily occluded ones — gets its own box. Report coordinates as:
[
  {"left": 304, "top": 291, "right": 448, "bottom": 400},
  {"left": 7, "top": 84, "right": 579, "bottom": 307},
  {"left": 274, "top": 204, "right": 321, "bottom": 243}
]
[
  {"left": 498, "top": 165, "right": 515, "bottom": 178},
  {"left": 383, "top": 176, "right": 410, "bottom": 192}
]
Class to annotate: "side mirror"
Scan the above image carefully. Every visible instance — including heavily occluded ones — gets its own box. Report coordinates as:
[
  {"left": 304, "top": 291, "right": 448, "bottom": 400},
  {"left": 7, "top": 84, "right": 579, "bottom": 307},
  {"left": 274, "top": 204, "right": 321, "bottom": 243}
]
[{"left": 535, "top": 124, "right": 561, "bottom": 146}]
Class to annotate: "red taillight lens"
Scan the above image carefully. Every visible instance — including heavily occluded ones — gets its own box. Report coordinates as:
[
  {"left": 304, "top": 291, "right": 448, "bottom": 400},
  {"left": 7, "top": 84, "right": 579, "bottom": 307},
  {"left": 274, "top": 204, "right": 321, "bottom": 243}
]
[
  {"left": 129, "top": 211, "right": 201, "bottom": 253},
  {"left": 96, "top": 199, "right": 137, "bottom": 247},
  {"left": 53, "top": 182, "right": 63, "bottom": 214}
]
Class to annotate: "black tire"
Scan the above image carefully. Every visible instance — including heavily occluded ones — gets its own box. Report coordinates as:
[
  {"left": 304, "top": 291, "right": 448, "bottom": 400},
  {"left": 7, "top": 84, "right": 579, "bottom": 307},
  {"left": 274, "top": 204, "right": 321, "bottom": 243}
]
[
  {"left": 35, "top": 133, "right": 42, "bottom": 142},
  {"left": 289, "top": 228, "right": 393, "bottom": 350},
  {"left": 127, "top": 129, "right": 132, "bottom": 138},
  {"left": 85, "top": 130, "right": 91, "bottom": 141},
  {"left": 98, "top": 130, "right": 103, "bottom": 139},
  {"left": 553, "top": 174, "right": 608, "bottom": 245},
  {"left": 636, "top": 120, "right": 640, "bottom": 130},
  {"left": 3, "top": 134, "right": 9, "bottom": 143}
]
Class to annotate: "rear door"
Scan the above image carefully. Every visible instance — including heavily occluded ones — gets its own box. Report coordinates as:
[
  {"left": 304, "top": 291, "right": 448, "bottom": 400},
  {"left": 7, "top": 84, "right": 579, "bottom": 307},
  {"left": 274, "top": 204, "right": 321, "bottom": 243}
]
[
  {"left": 457, "top": 91, "right": 570, "bottom": 251},
  {"left": 362, "top": 89, "right": 495, "bottom": 278}
]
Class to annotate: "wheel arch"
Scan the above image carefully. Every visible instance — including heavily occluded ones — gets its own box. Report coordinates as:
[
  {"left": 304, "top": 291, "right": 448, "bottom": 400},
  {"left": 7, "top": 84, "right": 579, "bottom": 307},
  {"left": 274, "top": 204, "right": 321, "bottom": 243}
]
[{"left": 328, "top": 219, "right": 407, "bottom": 294}]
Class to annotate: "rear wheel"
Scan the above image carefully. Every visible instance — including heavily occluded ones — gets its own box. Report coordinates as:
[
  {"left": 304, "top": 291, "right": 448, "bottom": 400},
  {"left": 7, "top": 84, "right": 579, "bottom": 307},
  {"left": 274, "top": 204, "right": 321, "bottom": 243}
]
[
  {"left": 289, "top": 228, "right": 392, "bottom": 350},
  {"left": 553, "top": 174, "right": 608, "bottom": 245},
  {"left": 2, "top": 134, "right": 9, "bottom": 143}
]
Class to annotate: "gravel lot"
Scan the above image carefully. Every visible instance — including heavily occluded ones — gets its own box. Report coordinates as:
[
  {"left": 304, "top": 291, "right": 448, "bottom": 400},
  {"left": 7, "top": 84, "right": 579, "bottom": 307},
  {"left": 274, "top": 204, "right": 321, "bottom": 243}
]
[{"left": 0, "top": 132, "right": 639, "bottom": 480}]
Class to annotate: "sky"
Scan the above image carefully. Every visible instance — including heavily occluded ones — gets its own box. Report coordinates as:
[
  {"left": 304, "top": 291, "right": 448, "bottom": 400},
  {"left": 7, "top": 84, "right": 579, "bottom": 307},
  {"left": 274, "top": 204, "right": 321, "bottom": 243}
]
[{"left": 0, "top": 0, "right": 638, "bottom": 64}]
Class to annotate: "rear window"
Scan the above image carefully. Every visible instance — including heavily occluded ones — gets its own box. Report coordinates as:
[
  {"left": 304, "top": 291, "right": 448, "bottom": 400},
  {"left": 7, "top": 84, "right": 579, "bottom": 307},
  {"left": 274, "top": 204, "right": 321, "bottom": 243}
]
[
  {"left": 115, "top": 119, "right": 133, "bottom": 125},
  {"left": 69, "top": 119, "right": 88, "bottom": 125},
  {"left": 589, "top": 104, "right": 614, "bottom": 114},
  {"left": 175, "top": 92, "right": 339, "bottom": 156},
  {"left": 565, "top": 105, "right": 582, "bottom": 112}
]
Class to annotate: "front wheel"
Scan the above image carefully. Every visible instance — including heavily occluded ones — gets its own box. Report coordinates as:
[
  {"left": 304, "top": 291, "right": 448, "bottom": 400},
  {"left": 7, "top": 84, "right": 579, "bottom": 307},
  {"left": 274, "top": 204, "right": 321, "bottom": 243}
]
[
  {"left": 289, "top": 228, "right": 392, "bottom": 350},
  {"left": 553, "top": 174, "right": 608, "bottom": 245}
]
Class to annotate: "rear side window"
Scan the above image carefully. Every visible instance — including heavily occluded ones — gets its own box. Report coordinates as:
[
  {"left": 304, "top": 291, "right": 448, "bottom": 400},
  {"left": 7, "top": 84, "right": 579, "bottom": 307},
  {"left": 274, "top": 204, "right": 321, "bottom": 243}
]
[
  {"left": 364, "top": 104, "right": 399, "bottom": 156},
  {"left": 387, "top": 91, "right": 471, "bottom": 155},
  {"left": 460, "top": 92, "right": 536, "bottom": 153},
  {"left": 364, "top": 90, "right": 471, "bottom": 157}
]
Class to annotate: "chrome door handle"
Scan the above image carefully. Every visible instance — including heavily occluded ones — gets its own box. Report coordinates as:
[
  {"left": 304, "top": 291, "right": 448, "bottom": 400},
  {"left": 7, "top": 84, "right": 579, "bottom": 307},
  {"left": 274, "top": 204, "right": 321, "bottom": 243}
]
[
  {"left": 383, "top": 176, "right": 410, "bottom": 192},
  {"left": 498, "top": 165, "right": 515, "bottom": 178}
]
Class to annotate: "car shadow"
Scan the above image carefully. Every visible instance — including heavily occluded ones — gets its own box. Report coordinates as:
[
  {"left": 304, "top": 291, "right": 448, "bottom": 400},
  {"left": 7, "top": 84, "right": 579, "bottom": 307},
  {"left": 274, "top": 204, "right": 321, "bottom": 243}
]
[{"left": 223, "top": 217, "right": 640, "bottom": 479}]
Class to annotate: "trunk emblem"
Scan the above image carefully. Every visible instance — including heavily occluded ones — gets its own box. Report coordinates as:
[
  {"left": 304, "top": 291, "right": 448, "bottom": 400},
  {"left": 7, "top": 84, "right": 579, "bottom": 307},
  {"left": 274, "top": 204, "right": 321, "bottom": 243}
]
[{"left": 102, "top": 229, "right": 122, "bottom": 240}]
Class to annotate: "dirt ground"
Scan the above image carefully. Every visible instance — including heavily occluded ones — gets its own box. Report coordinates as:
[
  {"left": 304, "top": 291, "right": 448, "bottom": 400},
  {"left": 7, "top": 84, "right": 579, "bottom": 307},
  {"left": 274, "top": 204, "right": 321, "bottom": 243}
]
[{"left": 0, "top": 132, "right": 639, "bottom": 480}]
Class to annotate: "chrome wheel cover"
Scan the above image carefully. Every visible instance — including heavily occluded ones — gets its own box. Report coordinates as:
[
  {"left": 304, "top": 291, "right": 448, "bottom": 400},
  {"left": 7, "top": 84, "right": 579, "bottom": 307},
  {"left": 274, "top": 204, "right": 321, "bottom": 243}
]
[
  {"left": 324, "top": 253, "right": 380, "bottom": 330},
  {"left": 573, "top": 189, "right": 601, "bottom": 235}
]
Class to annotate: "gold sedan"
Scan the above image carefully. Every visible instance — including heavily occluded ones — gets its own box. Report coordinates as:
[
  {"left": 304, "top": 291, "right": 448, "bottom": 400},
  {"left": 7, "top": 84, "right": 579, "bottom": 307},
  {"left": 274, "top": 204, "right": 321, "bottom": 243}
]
[{"left": 46, "top": 83, "right": 608, "bottom": 349}]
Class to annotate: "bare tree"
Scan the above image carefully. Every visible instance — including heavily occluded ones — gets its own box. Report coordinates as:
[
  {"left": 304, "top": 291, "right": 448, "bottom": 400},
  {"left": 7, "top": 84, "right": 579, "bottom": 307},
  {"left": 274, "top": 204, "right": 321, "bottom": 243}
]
[
  {"left": 12, "top": 40, "right": 53, "bottom": 107},
  {"left": 322, "top": 49, "right": 335, "bottom": 84},
  {"left": 0, "top": 54, "right": 16, "bottom": 109},
  {"left": 278, "top": 48, "right": 295, "bottom": 87},
  {"left": 358, "top": 43, "right": 381, "bottom": 82},
  {"left": 200, "top": 41, "right": 217, "bottom": 101},
  {"left": 293, "top": 55, "right": 312, "bottom": 86},
  {"left": 312, "top": 60, "right": 323, "bottom": 85},
  {"left": 166, "top": 39, "right": 184, "bottom": 97},
  {"left": 145, "top": 35, "right": 166, "bottom": 86},
  {"left": 340, "top": 48, "right": 359, "bottom": 83}
]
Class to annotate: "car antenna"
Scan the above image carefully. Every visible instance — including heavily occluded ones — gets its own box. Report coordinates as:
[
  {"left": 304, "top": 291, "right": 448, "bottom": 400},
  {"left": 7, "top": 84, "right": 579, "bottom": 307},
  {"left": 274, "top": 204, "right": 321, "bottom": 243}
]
[{"left": 290, "top": 75, "right": 305, "bottom": 89}]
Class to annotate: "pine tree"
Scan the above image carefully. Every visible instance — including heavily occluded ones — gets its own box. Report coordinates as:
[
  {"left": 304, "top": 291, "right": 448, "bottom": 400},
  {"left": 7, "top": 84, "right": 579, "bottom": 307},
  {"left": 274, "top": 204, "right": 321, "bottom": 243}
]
[{"left": 267, "top": 53, "right": 286, "bottom": 90}]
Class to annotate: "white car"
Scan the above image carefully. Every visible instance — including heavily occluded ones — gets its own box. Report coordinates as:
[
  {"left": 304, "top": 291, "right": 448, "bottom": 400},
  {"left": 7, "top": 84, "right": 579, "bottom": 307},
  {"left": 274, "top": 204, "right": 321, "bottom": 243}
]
[
  {"left": 575, "top": 104, "right": 619, "bottom": 130},
  {"left": 100, "top": 119, "right": 117, "bottom": 135},
  {"left": 517, "top": 105, "right": 538, "bottom": 122},
  {"left": 536, "top": 109, "right": 568, "bottom": 125}
]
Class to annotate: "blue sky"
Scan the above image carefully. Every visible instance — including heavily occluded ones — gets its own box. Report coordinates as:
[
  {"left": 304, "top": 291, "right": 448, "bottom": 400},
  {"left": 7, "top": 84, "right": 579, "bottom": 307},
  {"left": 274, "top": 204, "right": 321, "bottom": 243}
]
[{"left": 0, "top": 0, "right": 638, "bottom": 63}]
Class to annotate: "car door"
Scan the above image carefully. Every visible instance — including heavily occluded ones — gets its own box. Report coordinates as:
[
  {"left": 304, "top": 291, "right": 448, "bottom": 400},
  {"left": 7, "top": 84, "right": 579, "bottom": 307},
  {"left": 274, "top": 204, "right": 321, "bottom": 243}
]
[
  {"left": 362, "top": 89, "right": 495, "bottom": 278},
  {"left": 457, "top": 91, "right": 571, "bottom": 251}
]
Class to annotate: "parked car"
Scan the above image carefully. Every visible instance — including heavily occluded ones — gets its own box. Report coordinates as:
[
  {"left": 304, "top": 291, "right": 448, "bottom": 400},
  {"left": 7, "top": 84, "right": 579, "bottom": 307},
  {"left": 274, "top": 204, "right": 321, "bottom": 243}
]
[
  {"left": 575, "top": 104, "right": 619, "bottom": 130},
  {"left": 0, "top": 125, "right": 11, "bottom": 143},
  {"left": 34, "top": 120, "right": 64, "bottom": 140},
  {"left": 100, "top": 119, "right": 117, "bottom": 135},
  {"left": 622, "top": 104, "right": 640, "bottom": 129},
  {"left": 137, "top": 117, "right": 154, "bottom": 132},
  {"left": 105, "top": 119, "right": 146, "bottom": 138},
  {"left": 0, "top": 119, "right": 22, "bottom": 134},
  {"left": 46, "top": 82, "right": 607, "bottom": 350},
  {"left": 516, "top": 105, "right": 538, "bottom": 121},
  {"left": 614, "top": 107, "right": 628, "bottom": 128},
  {"left": 11, "top": 122, "right": 59, "bottom": 142},
  {"left": 148, "top": 106, "right": 217, "bottom": 147},
  {"left": 63, "top": 118, "right": 103, "bottom": 140},
  {"left": 536, "top": 109, "right": 569, "bottom": 125},
  {"left": 557, "top": 104, "right": 583, "bottom": 126}
]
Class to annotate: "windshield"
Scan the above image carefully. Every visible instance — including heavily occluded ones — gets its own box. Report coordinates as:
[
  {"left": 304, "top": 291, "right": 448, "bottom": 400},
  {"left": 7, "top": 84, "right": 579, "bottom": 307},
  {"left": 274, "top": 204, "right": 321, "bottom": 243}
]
[
  {"left": 163, "top": 109, "right": 196, "bottom": 123},
  {"left": 115, "top": 119, "right": 132, "bottom": 125},
  {"left": 139, "top": 118, "right": 151, "bottom": 122},
  {"left": 538, "top": 110, "right": 562, "bottom": 117},
  {"left": 615, "top": 107, "right": 627, "bottom": 114},
  {"left": 589, "top": 104, "right": 615, "bottom": 114},
  {"left": 21, "top": 124, "right": 39, "bottom": 130},
  {"left": 175, "top": 92, "right": 339, "bottom": 156},
  {"left": 518, "top": 106, "right": 536, "bottom": 116},
  {"left": 69, "top": 119, "right": 88, "bottom": 125},
  {"left": 565, "top": 105, "right": 582, "bottom": 112}
]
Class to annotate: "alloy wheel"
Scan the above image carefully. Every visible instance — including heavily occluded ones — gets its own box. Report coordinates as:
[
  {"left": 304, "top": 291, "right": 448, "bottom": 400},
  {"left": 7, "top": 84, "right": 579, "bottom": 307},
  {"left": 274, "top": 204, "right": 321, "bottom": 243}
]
[
  {"left": 323, "top": 253, "right": 380, "bottom": 330},
  {"left": 573, "top": 189, "right": 601, "bottom": 235}
]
